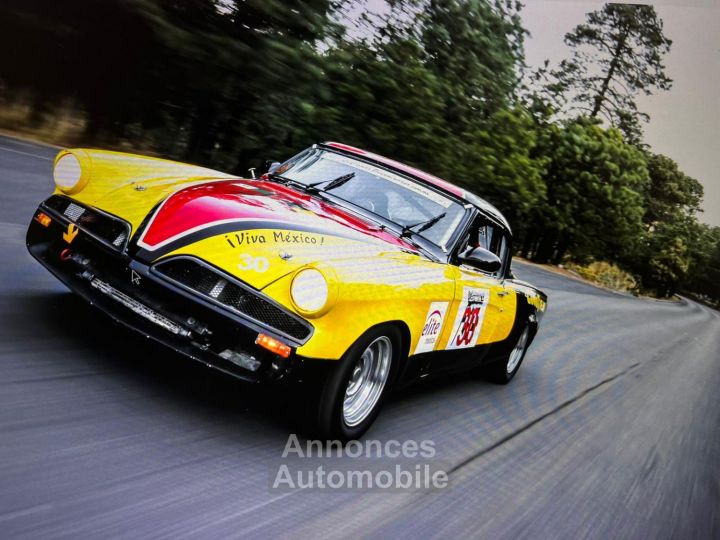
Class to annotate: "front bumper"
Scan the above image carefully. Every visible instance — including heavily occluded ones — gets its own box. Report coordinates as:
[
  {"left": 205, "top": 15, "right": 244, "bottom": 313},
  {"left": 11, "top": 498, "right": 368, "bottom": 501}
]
[{"left": 27, "top": 202, "right": 307, "bottom": 383}]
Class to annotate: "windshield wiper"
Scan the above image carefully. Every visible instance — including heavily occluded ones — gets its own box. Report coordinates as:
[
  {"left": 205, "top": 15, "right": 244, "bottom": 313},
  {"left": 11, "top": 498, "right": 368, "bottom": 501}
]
[
  {"left": 268, "top": 172, "right": 294, "bottom": 184},
  {"left": 400, "top": 212, "right": 447, "bottom": 238},
  {"left": 307, "top": 172, "right": 355, "bottom": 192}
]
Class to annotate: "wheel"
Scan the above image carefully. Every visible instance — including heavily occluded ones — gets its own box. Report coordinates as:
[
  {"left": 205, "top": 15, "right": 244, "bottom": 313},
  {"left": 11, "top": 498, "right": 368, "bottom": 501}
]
[
  {"left": 314, "top": 326, "right": 400, "bottom": 440},
  {"left": 484, "top": 324, "right": 531, "bottom": 384}
]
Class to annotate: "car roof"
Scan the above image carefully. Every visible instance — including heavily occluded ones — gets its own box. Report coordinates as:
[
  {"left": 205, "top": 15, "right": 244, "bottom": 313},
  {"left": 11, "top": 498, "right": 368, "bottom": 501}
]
[{"left": 321, "top": 142, "right": 511, "bottom": 232}]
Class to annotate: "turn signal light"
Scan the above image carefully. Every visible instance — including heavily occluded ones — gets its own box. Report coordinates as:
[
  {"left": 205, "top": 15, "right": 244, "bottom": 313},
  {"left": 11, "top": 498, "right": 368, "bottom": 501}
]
[
  {"left": 35, "top": 212, "right": 52, "bottom": 227},
  {"left": 255, "top": 333, "right": 292, "bottom": 358}
]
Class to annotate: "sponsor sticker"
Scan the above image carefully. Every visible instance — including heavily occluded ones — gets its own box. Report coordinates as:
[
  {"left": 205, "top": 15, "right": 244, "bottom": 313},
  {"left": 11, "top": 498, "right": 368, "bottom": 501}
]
[
  {"left": 414, "top": 302, "right": 449, "bottom": 354},
  {"left": 446, "top": 287, "right": 489, "bottom": 350}
]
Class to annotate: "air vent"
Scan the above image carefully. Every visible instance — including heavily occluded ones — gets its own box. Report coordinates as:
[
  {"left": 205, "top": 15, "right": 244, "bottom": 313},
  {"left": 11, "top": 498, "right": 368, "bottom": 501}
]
[
  {"left": 153, "top": 257, "right": 312, "bottom": 342},
  {"left": 44, "top": 195, "right": 131, "bottom": 251}
]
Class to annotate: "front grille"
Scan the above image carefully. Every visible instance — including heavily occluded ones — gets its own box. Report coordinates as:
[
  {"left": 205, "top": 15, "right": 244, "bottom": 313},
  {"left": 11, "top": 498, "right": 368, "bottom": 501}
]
[
  {"left": 153, "top": 257, "right": 312, "bottom": 342},
  {"left": 44, "top": 195, "right": 130, "bottom": 251}
]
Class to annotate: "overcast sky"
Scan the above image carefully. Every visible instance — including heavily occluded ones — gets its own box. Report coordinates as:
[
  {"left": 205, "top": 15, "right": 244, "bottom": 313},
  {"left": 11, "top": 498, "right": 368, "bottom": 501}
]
[{"left": 521, "top": 0, "right": 720, "bottom": 226}]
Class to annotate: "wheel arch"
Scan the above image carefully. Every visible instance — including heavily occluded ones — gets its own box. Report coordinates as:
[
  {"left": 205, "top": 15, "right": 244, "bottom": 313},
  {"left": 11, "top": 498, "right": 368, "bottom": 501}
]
[
  {"left": 488, "top": 292, "right": 540, "bottom": 361},
  {"left": 357, "top": 320, "right": 410, "bottom": 361},
  {"left": 349, "top": 319, "right": 411, "bottom": 388}
]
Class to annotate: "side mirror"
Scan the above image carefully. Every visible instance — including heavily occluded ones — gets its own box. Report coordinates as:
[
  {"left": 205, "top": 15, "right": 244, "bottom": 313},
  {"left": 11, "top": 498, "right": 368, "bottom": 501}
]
[
  {"left": 458, "top": 246, "right": 502, "bottom": 273},
  {"left": 264, "top": 160, "right": 282, "bottom": 175}
]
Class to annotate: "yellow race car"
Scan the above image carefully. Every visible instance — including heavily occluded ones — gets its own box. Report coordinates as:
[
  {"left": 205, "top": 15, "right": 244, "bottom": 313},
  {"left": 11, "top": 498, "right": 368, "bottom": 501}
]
[{"left": 27, "top": 142, "right": 547, "bottom": 439}]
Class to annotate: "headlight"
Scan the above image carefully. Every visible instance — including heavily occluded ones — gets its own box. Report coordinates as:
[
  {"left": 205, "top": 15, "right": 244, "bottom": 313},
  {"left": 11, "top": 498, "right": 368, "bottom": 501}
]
[
  {"left": 53, "top": 151, "right": 90, "bottom": 194},
  {"left": 290, "top": 268, "right": 328, "bottom": 314},
  {"left": 54, "top": 153, "right": 82, "bottom": 191}
]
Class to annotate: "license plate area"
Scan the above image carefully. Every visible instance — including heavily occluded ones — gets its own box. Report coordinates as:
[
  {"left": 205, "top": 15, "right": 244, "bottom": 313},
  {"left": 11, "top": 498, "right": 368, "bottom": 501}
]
[{"left": 90, "top": 278, "right": 191, "bottom": 337}]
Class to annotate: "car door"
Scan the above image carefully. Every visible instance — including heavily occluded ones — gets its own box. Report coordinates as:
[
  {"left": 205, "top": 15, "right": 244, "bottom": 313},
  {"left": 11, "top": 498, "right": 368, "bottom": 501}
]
[{"left": 439, "top": 220, "right": 516, "bottom": 352}]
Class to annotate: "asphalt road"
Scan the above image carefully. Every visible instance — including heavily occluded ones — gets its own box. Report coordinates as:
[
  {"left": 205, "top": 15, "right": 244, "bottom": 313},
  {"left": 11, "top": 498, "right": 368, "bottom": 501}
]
[{"left": 1, "top": 135, "right": 719, "bottom": 539}]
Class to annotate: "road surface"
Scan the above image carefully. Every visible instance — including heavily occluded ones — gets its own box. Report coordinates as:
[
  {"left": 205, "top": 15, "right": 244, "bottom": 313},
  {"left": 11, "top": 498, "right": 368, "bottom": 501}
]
[{"left": 1, "top": 135, "right": 718, "bottom": 539}]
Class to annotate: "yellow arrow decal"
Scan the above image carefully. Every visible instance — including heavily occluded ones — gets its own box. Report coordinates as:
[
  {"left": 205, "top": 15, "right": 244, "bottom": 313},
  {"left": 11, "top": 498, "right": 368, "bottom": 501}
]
[{"left": 63, "top": 223, "right": 79, "bottom": 244}]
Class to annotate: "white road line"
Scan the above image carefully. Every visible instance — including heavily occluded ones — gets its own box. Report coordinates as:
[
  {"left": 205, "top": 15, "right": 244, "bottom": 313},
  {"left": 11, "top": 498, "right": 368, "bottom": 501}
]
[
  {"left": 0, "top": 145, "right": 53, "bottom": 161},
  {"left": 0, "top": 137, "right": 60, "bottom": 150}
]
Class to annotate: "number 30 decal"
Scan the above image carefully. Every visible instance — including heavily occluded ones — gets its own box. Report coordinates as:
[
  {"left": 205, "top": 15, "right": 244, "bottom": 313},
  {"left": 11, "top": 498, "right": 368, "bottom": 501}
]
[{"left": 238, "top": 254, "right": 269, "bottom": 272}]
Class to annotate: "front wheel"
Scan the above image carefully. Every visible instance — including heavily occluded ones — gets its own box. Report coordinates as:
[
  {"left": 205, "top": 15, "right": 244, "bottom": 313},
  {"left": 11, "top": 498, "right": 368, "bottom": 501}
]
[
  {"left": 484, "top": 324, "right": 531, "bottom": 384},
  {"left": 314, "top": 326, "right": 400, "bottom": 440}
]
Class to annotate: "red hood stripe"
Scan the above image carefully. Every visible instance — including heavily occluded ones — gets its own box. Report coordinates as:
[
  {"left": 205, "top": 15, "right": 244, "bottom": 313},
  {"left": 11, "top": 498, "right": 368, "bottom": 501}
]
[{"left": 137, "top": 180, "right": 414, "bottom": 252}]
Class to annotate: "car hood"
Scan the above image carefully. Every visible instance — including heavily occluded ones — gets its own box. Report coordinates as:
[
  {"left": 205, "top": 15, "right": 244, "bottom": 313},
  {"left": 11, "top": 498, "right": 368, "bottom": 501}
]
[{"left": 133, "top": 179, "right": 419, "bottom": 289}]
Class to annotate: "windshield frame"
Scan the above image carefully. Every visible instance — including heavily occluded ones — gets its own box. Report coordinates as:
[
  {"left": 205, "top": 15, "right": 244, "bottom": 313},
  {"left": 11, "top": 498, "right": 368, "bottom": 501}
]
[{"left": 273, "top": 146, "right": 472, "bottom": 257}]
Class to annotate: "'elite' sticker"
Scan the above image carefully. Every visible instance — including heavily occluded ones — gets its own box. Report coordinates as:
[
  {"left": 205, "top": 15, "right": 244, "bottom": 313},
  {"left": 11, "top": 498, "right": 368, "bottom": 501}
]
[
  {"left": 447, "top": 287, "right": 489, "bottom": 350},
  {"left": 414, "top": 302, "right": 449, "bottom": 354}
]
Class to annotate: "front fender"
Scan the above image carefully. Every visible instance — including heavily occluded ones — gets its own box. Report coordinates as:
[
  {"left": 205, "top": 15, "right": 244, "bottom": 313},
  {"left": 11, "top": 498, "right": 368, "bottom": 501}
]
[{"left": 262, "top": 256, "right": 456, "bottom": 360}]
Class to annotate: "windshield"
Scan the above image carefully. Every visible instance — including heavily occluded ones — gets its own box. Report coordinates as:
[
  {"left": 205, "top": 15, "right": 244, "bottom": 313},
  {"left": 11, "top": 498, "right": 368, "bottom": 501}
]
[{"left": 275, "top": 148, "right": 466, "bottom": 248}]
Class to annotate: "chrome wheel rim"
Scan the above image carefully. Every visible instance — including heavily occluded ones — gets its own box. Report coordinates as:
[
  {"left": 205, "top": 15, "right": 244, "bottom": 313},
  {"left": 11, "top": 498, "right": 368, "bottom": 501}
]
[
  {"left": 507, "top": 327, "right": 530, "bottom": 374},
  {"left": 343, "top": 336, "right": 392, "bottom": 427}
]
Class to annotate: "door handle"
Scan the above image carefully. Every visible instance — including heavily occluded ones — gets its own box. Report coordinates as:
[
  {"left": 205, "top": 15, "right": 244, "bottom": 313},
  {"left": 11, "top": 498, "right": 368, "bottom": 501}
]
[{"left": 498, "top": 290, "right": 510, "bottom": 297}]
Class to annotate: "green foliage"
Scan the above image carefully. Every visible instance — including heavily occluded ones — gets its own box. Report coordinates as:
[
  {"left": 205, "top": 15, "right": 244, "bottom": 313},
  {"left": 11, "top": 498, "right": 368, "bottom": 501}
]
[
  {"left": 624, "top": 153, "right": 708, "bottom": 297},
  {"left": 685, "top": 226, "right": 720, "bottom": 307},
  {"left": 642, "top": 153, "right": 703, "bottom": 225},
  {"left": 455, "top": 108, "right": 548, "bottom": 233},
  {"left": 527, "top": 117, "right": 648, "bottom": 264},
  {"left": 419, "top": 0, "right": 526, "bottom": 123}
]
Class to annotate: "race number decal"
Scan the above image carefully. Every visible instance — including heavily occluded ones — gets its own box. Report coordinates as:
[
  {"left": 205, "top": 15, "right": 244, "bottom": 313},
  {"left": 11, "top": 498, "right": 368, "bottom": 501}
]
[
  {"left": 447, "top": 287, "right": 489, "bottom": 350},
  {"left": 238, "top": 253, "right": 269, "bottom": 272},
  {"left": 414, "top": 302, "right": 449, "bottom": 354}
]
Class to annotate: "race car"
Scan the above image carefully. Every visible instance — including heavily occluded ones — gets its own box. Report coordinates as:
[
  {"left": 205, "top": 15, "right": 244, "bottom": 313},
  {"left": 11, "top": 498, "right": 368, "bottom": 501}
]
[{"left": 27, "top": 142, "right": 547, "bottom": 439}]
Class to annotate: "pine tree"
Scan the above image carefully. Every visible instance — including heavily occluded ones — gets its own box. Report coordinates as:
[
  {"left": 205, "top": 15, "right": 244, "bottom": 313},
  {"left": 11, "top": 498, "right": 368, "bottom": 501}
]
[{"left": 544, "top": 3, "right": 672, "bottom": 143}]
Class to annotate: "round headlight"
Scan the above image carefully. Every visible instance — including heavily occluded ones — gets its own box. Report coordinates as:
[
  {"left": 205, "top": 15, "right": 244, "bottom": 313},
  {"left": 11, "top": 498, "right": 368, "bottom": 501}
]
[
  {"left": 53, "top": 153, "right": 83, "bottom": 192},
  {"left": 291, "top": 268, "right": 328, "bottom": 313}
]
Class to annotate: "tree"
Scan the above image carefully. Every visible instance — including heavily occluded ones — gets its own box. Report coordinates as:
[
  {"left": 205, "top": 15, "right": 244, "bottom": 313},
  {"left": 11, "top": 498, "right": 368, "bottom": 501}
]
[
  {"left": 526, "top": 117, "right": 648, "bottom": 264},
  {"left": 419, "top": 0, "right": 527, "bottom": 126},
  {"left": 626, "top": 152, "right": 706, "bottom": 296},
  {"left": 543, "top": 3, "right": 672, "bottom": 143},
  {"left": 641, "top": 153, "right": 703, "bottom": 225},
  {"left": 453, "top": 108, "right": 548, "bottom": 236},
  {"left": 683, "top": 226, "right": 720, "bottom": 306},
  {"left": 304, "top": 36, "right": 454, "bottom": 172},
  {"left": 178, "top": 0, "right": 337, "bottom": 167},
  {"left": 635, "top": 215, "right": 710, "bottom": 297}
]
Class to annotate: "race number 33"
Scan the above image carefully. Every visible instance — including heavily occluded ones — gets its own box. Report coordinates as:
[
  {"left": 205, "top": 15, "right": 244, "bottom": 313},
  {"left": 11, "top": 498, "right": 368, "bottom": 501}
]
[
  {"left": 447, "top": 287, "right": 488, "bottom": 350},
  {"left": 456, "top": 305, "right": 481, "bottom": 346}
]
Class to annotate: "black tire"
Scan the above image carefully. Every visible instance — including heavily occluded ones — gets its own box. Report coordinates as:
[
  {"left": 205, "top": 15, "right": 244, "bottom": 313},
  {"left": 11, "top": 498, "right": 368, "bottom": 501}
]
[
  {"left": 313, "top": 325, "right": 401, "bottom": 441},
  {"left": 483, "top": 324, "right": 532, "bottom": 384}
]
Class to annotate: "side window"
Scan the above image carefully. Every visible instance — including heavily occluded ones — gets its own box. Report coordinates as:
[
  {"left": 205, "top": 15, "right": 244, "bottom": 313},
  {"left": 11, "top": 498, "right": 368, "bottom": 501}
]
[
  {"left": 457, "top": 219, "right": 490, "bottom": 253},
  {"left": 456, "top": 216, "right": 509, "bottom": 276},
  {"left": 493, "top": 233, "right": 510, "bottom": 276}
]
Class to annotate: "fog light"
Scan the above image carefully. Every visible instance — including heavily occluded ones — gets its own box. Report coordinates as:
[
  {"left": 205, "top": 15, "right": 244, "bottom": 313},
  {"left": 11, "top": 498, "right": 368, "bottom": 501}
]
[
  {"left": 35, "top": 212, "right": 52, "bottom": 227},
  {"left": 256, "top": 333, "right": 291, "bottom": 358}
]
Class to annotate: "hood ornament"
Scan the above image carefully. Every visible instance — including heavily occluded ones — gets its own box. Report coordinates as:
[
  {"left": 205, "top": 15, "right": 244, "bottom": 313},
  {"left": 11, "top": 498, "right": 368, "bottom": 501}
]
[{"left": 278, "top": 250, "right": 293, "bottom": 260}]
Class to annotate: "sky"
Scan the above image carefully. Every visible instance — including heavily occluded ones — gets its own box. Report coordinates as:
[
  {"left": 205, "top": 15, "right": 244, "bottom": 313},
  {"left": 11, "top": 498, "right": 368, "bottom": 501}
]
[{"left": 520, "top": 0, "right": 720, "bottom": 226}]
